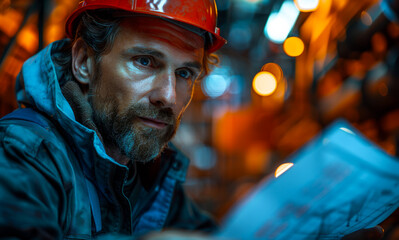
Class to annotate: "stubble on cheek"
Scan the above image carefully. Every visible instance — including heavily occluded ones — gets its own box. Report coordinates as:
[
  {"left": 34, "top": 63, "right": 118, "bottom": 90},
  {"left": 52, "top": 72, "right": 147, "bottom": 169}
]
[{"left": 90, "top": 89, "right": 180, "bottom": 163}]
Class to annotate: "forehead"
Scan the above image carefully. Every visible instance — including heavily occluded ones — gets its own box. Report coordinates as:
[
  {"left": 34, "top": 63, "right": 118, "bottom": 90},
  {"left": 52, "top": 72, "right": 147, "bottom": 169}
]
[{"left": 118, "top": 16, "right": 205, "bottom": 52}]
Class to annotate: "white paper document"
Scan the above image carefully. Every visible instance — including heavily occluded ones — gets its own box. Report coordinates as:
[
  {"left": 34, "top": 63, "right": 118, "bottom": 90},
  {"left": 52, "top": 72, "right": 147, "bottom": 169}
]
[{"left": 217, "top": 119, "right": 399, "bottom": 240}]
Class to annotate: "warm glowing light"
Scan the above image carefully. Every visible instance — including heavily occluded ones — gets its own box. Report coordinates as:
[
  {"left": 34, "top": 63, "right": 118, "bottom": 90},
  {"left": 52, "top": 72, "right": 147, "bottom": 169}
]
[
  {"left": 45, "top": 24, "right": 64, "bottom": 46},
  {"left": 371, "top": 33, "right": 387, "bottom": 54},
  {"left": 253, "top": 72, "right": 277, "bottom": 96},
  {"left": 334, "top": 0, "right": 347, "bottom": 10},
  {"left": 275, "top": 163, "right": 294, "bottom": 178},
  {"left": 283, "top": 36, "right": 305, "bottom": 57},
  {"left": 360, "top": 11, "right": 372, "bottom": 26},
  {"left": 294, "top": 0, "right": 319, "bottom": 12},
  {"left": 17, "top": 28, "right": 38, "bottom": 53},
  {"left": 264, "top": 0, "right": 300, "bottom": 43},
  {"left": 0, "top": 9, "right": 22, "bottom": 37},
  {"left": 261, "top": 63, "right": 283, "bottom": 81}
]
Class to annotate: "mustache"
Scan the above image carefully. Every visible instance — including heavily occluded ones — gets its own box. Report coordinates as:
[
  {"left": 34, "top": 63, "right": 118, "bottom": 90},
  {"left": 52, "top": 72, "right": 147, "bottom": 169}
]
[{"left": 120, "top": 104, "right": 175, "bottom": 125}]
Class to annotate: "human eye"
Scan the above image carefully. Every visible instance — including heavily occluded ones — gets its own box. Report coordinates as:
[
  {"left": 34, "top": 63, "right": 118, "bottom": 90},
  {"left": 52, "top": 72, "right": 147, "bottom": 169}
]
[
  {"left": 133, "top": 56, "right": 153, "bottom": 67},
  {"left": 176, "top": 68, "right": 194, "bottom": 81}
]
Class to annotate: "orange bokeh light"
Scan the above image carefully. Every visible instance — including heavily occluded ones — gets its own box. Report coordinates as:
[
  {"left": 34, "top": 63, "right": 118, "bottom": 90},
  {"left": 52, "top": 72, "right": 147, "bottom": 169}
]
[
  {"left": 253, "top": 72, "right": 277, "bottom": 96},
  {"left": 0, "top": 9, "right": 23, "bottom": 37},
  {"left": 283, "top": 36, "right": 305, "bottom": 57},
  {"left": 17, "top": 27, "right": 38, "bottom": 53}
]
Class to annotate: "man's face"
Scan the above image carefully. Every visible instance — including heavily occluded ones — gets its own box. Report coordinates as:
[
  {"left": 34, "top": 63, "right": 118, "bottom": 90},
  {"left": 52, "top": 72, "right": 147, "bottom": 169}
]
[{"left": 89, "top": 16, "right": 205, "bottom": 163}]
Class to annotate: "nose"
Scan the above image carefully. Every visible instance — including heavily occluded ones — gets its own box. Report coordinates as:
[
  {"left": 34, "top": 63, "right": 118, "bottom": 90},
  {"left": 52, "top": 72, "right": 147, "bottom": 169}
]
[{"left": 149, "top": 69, "right": 176, "bottom": 108}]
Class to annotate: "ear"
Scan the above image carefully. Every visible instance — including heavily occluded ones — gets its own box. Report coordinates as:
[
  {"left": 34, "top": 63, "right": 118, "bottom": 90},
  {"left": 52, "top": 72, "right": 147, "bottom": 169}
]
[{"left": 71, "top": 38, "right": 94, "bottom": 87}]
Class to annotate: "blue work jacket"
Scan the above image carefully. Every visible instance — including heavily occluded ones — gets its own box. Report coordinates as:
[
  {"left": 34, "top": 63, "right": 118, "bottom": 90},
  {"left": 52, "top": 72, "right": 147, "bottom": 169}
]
[{"left": 0, "top": 40, "right": 216, "bottom": 239}]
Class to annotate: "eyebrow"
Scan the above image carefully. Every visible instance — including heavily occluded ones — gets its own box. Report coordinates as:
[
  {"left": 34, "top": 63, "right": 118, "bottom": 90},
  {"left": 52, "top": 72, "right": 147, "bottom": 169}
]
[
  {"left": 124, "top": 47, "right": 203, "bottom": 71},
  {"left": 124, "top": 47, "right": 165, "bottom": 59},
  {"left": 183, "top": 61, "right": 203, "bottom": 72}
]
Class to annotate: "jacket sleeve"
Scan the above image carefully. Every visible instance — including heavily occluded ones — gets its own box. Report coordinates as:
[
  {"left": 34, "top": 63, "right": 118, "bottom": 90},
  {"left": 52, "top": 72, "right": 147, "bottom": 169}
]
[
  {"left": 0, "top": 123, "right": 66, "bottom": 239},
  {"left": 164, "top": 182, "right": 219, "bottom": 233}
]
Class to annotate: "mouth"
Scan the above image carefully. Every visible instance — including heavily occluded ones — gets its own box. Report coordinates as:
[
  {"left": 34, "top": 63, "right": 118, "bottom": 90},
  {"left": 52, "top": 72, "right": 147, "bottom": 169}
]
[{"left": 137, "top": 117, "right": 169, "bottom": 129}]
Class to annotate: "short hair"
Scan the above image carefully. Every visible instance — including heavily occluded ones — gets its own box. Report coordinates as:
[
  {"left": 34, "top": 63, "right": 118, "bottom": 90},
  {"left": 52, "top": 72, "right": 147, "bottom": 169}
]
[{"left": 54, "top": 9, "right": 219, "bottom": 87}]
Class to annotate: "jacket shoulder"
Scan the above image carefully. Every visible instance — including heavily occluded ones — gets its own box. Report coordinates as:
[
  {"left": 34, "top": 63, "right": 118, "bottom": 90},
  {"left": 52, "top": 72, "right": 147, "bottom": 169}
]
[
  {"left": 0, "top": 115, "right": 75, "bottom": 180},
  {"left": 0, "top": 113, "right": 92, "bottom": 238},
  {"left": 1, "top": 120, "right": 52, "bottom": 158}
]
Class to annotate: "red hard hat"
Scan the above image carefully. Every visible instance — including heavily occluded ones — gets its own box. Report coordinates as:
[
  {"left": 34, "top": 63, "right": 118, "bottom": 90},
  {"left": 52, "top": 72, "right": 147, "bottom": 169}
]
[{"left": 65, "top": 0, "right": 227, "bottom": 53}]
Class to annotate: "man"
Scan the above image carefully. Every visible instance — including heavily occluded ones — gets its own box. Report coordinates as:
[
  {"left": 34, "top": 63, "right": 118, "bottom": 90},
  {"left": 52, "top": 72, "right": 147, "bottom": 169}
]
[
  {"left": 0, "top": 0, "right": 385, "bottom": 239},
  {"left": 0, "top": 0, "right": 224, "bottom": 239}
]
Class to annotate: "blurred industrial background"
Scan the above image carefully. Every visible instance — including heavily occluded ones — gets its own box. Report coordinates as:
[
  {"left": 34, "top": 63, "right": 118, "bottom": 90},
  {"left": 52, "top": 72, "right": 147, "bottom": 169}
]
[{"left": 1, "top": 0, "right": 399, "bottom": 238}]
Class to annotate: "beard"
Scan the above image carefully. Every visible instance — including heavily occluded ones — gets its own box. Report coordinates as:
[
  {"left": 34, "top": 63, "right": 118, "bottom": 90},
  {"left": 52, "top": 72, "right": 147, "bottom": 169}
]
[
  {"left": 92, "top": 102, "right": 179, "bottom": 163},
  {"left": 88, "top": 68, "right": 180, "bottom": 163}
]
